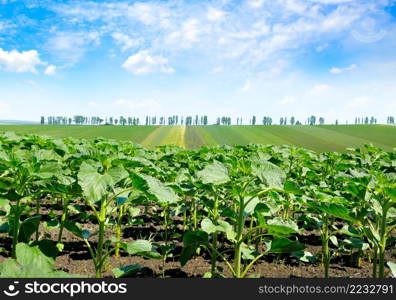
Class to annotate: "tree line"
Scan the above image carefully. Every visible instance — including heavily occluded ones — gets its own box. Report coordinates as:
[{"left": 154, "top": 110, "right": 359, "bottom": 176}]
[{"left": 40, "top": 115, "right": 394, "bottom": 126}]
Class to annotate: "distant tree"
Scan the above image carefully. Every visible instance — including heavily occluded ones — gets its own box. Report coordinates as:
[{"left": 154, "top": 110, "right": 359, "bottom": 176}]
[
  {"left": 309, "top": 115, "right": 316, "bottom": 125},
  {"left": 335, "top": 119, "right": 339, "bottom": 125},
  {"left": 280, "top": 117, "right": 284, "bottom": 125},
  {"left": 40, "top": 116, "right": 45, "bottom": 125},
  {"left": 319, "top": 117, "right": 325, "bottom": 125},
  {"left": 290, "top": 116, "right": 295, "bottom": 125}
]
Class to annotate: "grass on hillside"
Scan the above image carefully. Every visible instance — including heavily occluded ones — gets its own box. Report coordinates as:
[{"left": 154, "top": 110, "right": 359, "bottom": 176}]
[{"left": 0, "top": 124, "right": 395, "bottom": 152}]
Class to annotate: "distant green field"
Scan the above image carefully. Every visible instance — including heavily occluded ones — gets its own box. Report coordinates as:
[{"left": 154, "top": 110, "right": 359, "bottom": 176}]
[
  {"left": 184, "top": 125, "right": 396, "bottom": 152},
  {"left": 0, "top": 125, "right": 159, "bottom": 144},
  {"left": 0, "top": 124, "right": 395, "bottom": 152}
]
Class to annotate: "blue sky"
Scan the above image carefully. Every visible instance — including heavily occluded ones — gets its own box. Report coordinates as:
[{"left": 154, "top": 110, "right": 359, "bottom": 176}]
[{"left": 0, "top": 0, "right": 395, "bottom": 124}]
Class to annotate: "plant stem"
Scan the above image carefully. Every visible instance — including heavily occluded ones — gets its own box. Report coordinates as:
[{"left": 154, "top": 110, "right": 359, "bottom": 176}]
[
  {"left": 321, "top": 214, "right": 330, "bottom": 278},
  {"left": 11, "top": 199, "right": 21, "bottom": 259},
  {"left": 162, "top": 206, "right": 169, "bottom": 278},
  {"left": 57, "top": 199, "right": 67, "bottom": 243},
  {"left": 234, "top": 194, "right": 245, "bottom": 278},
  {"left": 115, "top": 205, "right": 123, "bottom": 258},
  {"left": 35, "top": 197, "right": 40, "bottom": 241},
  {"left": 183, "top": 209, "right": 187, "bottom": 231},
  {"left": 192, "top": 198, "right": 197, "bottom": 231},
  {"left": 378, "top": 205, "right": 388, "bottom": 278},
  {"left": 210, "top": 189, "right": 219, "bottom": 276},
  {"left": 372, "top": 245, "right": 378, "bottom": 278},
  {"left": 95, "top": 202, "right": 106, "bottom": 278}
]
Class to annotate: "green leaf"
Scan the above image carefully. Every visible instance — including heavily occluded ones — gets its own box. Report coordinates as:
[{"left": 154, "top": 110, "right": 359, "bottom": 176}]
[
  {"left": 30, "top": 240, "right": 59, "bottom": 259},
  {"left": 0, "top": 221, "right": 9, "bottom": 233},
  {"left": 128, "top": 207, "right": 140, "bottom": 217},
  {"left": 252, "top": 160, "right": 286, "bottom": 189},
  {"left": 196, "top": 161, "right": 230, "bottom": 185},
  {"left": 15, "top": 243, "right": 54, "bottom": 273},
  {"left": 120, "top": 240, "right": 161, "bottom": 259},
  {"left": 64, "top": 221, "right": 84, "bottom": 239},
  {"left": 264, "top": 217, "right": 300, "bottom": 235},
  {"left": 35, "top": 149, "right": 61, "bottom": 161},
  {"left": 201, "top": 218, "right": 236, "bottom": 241},
  {"left": 0, "top": 243, "right": 78, "bottom": 278},
  {"left": 319, "top": 203, "right": 355, "bottom": 222},
  {"left": 112, "top": 264, "right": 141, "bottom": 278},
  {"left": 291, "top": 250, "right": 316, "bottom": 263},
  {"left": 265, "top": 238, "right": 305, "bottom": 254},
  {"left": 244, "top": 197, "right": 260, "bottom": 216},
  {"left": 43, "top": 219, "right": 60, "bottom": 231},
  {"left": 329, "top": 235, "right": 338, "bottom": 247},
  {"left": 339, "top": 225, "right": 362, "bottom": 238},
  {"left": 18, "top": 215, "right": 41, "bottom": 243},
  {"left": 201, "top": 218, "right": 217, "bottom": 234},
  {"left": 240, "top": 243, "right": 256, "bottom": 260},
  {"left": 35, "top": 162, "right": 63, "bottom": 179},
  {"left": 308, "top": 197, "right": 355, "bottom": 222},
  {"left": 140, "top": 174, "right": 179, "bottom": 205},
  {"left": 116, "top": 197, "right": 128, "bottom": 206},
  {"left": 342, "top": 238, "right": 369, "bottom": 250},
  {"left": 0, "top": 198, "right": 10, "bottom": 215},
  {"left": 284, "top": 181, "right": 303, "bottom": 195},
  {"left": 180, "top": 231, "right": 208, "bottom": 266},
  {"left": 78, "top": 161, "right": 113, "bottom": 202},
  {"left": 108, "top": 166, "right": 129, "bottom": 184},
  {"left": 384, "top": 187, "right": 396, "bottom": 203},
  {"left": 387, "top": 261, "right": 396, "bottom": 278}
]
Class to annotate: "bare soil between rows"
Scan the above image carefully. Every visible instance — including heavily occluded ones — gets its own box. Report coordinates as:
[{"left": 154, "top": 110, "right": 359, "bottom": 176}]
[{"left": 0, "top": 204, "right": 395, "bottom": 278}]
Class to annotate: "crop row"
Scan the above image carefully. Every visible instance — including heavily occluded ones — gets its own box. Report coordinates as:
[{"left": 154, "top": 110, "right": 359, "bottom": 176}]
[{"left": 0, "top": 131, "right": 395, "bottom": 278}]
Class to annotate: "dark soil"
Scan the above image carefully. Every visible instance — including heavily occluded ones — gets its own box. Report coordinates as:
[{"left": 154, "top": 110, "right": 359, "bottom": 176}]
[{"left": 0, "top": 203, "right": 394, "bottom": 278}]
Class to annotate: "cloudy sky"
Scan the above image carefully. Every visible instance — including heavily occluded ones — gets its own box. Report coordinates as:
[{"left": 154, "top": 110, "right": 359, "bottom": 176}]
[{"left": 0, "top": 0, "right": 395, "bottom": 124}]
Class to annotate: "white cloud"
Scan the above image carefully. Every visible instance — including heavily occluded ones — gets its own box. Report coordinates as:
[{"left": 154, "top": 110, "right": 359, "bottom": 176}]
[
  {"left": 279, "top": 96, "right": 296, "bottom": 105},
  {"left": 309, "top": 0, "right": 354, "bottom": 3},
  {"left": 241, "top": 79, "right": 252, "bottom": 92},
  {"left": 114, "top": 98, "right": 161, "bottom": 113},
  {"left": 46, "top": 0, "right": 389, "bottom": 73},
  {"left": 166, "top": 18, "right": 201, "bottom": 48},
  {"left": 111, "top": 33, "right": 140, "bottom": 52},
  {"left": 0, "top": 48, "right": 44, "bottom": 73},
  {"left": 122, "top": 50, "right": 174, "bottom": 75},
  {"left": 88, "top": 101, "right": 98, "bottom": 107},
  {"left": 315, "top": 43, "right": 329, "bottom": 52},
  {"left": 248, "top": 0, "right": 266, "bottom": 8},
  {"left": 126, "top": 2, "right": 171, "bottom": 28},
  {"left": 206, "top": 7, "right": 225, "bottom": 22},
  {"left": 44, "top": 65, "right": 57, "bottom": 75},
  {"left": 330, "top": 64, "right": 357, "bottom": 74},
  {"left": 346, "top": 96, "right": 370, "bottom": 108},
  {"left": 307, "top": 84, "right": 331, "bottom": 95},
  {"left": 0, "top": 101, "right": 11, "bottom": 116},
  {"left": 47, "top": 31, "right": 100, "bottom": 65},
  {"left": 212, "top": 66, "right": 224, "bottom": 73}
]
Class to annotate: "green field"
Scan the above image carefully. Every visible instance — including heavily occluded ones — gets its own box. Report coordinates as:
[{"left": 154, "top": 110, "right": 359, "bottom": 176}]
[{"left": 0, "top": 124, "right": 395, "bottom": 152}]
